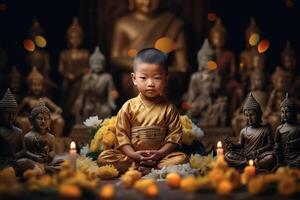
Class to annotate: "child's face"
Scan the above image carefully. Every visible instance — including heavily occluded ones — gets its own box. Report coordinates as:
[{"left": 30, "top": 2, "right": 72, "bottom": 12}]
[{"left": 132, "top": 63, "right": 167, "bottom": 99}]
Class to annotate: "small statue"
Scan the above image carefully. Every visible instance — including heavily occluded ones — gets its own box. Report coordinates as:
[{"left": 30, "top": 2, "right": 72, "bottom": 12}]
[
  {"left": 17, "top": 67, "right": 64, "bottom": 137},
  {"left": 225, "top": 93, "right": 275, "bottom": 170},
  {"left": 185, "top": 39, "right": 227, "bottom": 126},
  {"left": 264, "top": 67, "right": 288, "bottom": 133},
  {"left": 59, "top": 17, "right": 89, "bottom": 123},
  {"left": 24, "top": 101, "right": 62, "bottom": 172},
  {"left": 110, "top": 0, "right": 189, "bottom": 101},
  {"left": 209, "top": 18, "right": 241, "bottom": 117},
  {"left": 74, "top": 47, "right": 118, "bottom": 123},
  {"left": 274, "top": 94, "right": 300, "bottom": 168},
  {"left": 231, "top": 71, "right": 268, "bottom": 135}
]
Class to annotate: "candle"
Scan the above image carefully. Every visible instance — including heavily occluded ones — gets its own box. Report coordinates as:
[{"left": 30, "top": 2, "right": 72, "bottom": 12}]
[
  {"left": 244, "top": 159, "right": 255, "bottom": 178},
  {"left": 69, "top": 141, "right": 77, "bottom": 172},
  {"left": 216, "top": 141, "right": 224, "bottom": 157}
]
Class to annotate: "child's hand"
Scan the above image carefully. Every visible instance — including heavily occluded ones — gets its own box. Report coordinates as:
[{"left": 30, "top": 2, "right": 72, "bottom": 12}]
[
  {"left": 143, "top": 150, "right": 162, "bottom": 161},
  {"left": 131, "top": 150, "right": 148, "bottom": 162},
  {"left": 140, "top": 159, "right": 157, "bottom": 167}
]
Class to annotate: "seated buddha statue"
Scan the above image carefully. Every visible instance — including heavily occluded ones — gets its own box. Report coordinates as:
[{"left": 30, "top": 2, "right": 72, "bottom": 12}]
[
  {"left": 274, "top": 94, "right": 300, "bottom": 168},
  {"left": 209, "top": 18, "right": 241, "bottom": 117},
  {"left": 74, "top": 47, "right": 118, "bottom": 124},
  {"left": 263, "top": 67, "right": 288, "bottom": 133},
  {"left": 231, "top": 70, "right": 268, "bottom": 136},
  {"left": 225, "top": 93, "right": 275, "bottom": 171},
  {"left": 24, "top": 101, "right": 63, "bottom": 173},
  {"left": 58, "top": 17, "right": 89, "bottom": 123},
  {"left": 17, "top": 67, "right": 64, "bottom": 137},
  {"left": 8, "top": 66, "right": 22, "bottom": 102},
  {"left": 185, "top": 39, "right": 227, "bottom": 126},
  {"left": 110, "top": 0, "right": 188, "bottom": 102}
]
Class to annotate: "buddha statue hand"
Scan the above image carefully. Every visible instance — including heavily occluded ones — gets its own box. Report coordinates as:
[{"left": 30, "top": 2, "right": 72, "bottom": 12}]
[
  {"left": 224, "top": 138, "right": 234, "bottom": 150},
  {"left": 252, "top": 150, "right": 259, "bottom": 158}
]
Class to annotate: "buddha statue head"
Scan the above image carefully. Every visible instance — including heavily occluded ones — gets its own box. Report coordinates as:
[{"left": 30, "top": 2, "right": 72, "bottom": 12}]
[
  {"left": 281, "top": 41, "right": 296, "bottom": 72},
  {"left": 28, "top": 18, "right": 45, "bottom": 40},
  {"left": 0, "top": 88, "right": 18, "bottom": 127},
  {"left": 250, "top": 48, "right": 265, "bottom": 71},
  {"left": 197, "top": 38, "right": 213, "bottom": 71},
  {"left": 245, "top": 18, "right": 260, "bottom": 48},
  {"left": 272, "top": 67, "right": 287, "bottom": 91},
  {"left": 27, "top": 66, "right": 44, "bottom": 96},
  {"left": 9, "top": 66, "right": 21, "bottom": 95},
  {"left": 130, "top": 0, "right": 160, "bottom": 16},
  {"left": 29, "top": 100, "right": 51, "bottom": 132},
  {"left": 243, "top": 92, "right": 262, "bottom": 126},
  {"left": 280, "top": 93, "right": 297, "bottom": 123},
  {"left": 89, "top": 46, "right": 105, "bottom": 73},
  {"left": 251, "top": 70, "right": 265, "bottom": 91},
  {"left": 67, "top": 17, "right": 83, "bottom": 48},
  {"left": 210, "top": 18, "right": 226, "bottom": 49}
]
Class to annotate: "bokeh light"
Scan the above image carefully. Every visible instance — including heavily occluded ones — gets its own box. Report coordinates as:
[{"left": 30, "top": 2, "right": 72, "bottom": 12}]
[
  {"left": 257, "top": 39, "right": 269, "bottom": 53},
  {"left": 208, "top": 12, "right": 217, "bottom": 22},
  {"left": 249, "top": 33, "right": 260, "bottom": 46},
  {"left": 35, "top": 35, "right": 47, "bottom": 48},
  {"left": 285, "top": 0, "right": 294, "bottom": 8},
  {"left": 154, "top": 37, "right": 175, "bottom": 53},
  {"left": 23, "top": 39, "right": 35, "bottom": 52},
  {"left": 207, "top": 60, "right": 217, "bottom": 70},
  {"left": 128, "top": 49, "right": 138, "bottom": 58}
]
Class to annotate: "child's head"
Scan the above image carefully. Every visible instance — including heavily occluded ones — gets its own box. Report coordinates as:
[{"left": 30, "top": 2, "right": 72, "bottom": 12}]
[{"left": 132, "top": 48, "right": 168, "bottom": 99}]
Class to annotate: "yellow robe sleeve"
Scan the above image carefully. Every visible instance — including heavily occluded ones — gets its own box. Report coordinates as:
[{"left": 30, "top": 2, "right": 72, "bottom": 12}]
[
  {"left": 164, "top": 104, "right": 182, "bottom": 146},
  {"left": 115, "top": 103, "right": 131, "bottom": 149}
]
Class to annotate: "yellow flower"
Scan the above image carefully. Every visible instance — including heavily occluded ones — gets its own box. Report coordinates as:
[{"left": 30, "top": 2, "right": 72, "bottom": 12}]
[
  {"left": 0, "top": 167, "right": 16, "bottom": 179},
  {"left": 278, "top": 177, "right": 297, "bottom": 196},
  {"left": 102, "top": 130, "right": 116, "bottom": 149},
  {"left": 97, "top": 165, "right": 119, "bottom": 179}
]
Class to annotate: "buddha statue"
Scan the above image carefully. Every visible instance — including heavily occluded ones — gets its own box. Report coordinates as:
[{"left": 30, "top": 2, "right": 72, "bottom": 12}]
[
  {"left": 231, "top": 70, "right": 269, "bottom": 135},
  {"left": 264, "top": 67, "right": 288, "bottom": 133},
  {"left": 225, "top": 93, "right": 275, "bottom": 170},
  {"left": 59, "top": 17, "right": 89, "bottom": 124},
  {"left": 25, "top": 19, "right": 55, "bottom": 94},
  {"left": 110, "top": 0, "right": 188, "bottom": 101},
  {"left": 17, "top": 67, "right": 64, "bottom": 137},
  {"left": 209, "top": 18, "right": 241, "bottom": 117},
  {"left": 274, "top": 94, "right": 300, "bottom": 168},
  {"left": 186, "top": 39, "right": 227, "bottom": 126},
  {"left": 24, "top": 101, "right": 63, "bottom": 172},
  {"left": 74, "top": 46, "right": 118, "bottom": 124},
  {"left": 8, "top": 66, "right": 22, "bottom": 102}
]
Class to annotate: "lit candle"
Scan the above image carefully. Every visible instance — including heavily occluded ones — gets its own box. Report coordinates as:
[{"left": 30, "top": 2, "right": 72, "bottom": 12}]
[
  {"left": 69, "top": 141, "right": 77, "bottom": 172},
  {"left": 244, "top": 159, "right": 255, "bottom": 178},
  {"left": 216, "top": 141, "right": 224, "bottom": 157}
]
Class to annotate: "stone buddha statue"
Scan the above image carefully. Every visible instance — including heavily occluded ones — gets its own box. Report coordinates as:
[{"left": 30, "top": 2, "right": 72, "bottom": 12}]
[
  {"left": 8, "top": 66, "right": 22, "bottom": 102},
  {"left": 264, "top": 67, "right": 288, "bottom": 133},
  {"left": 24, "top": 101, "right": 63, "bottom": 172},
  {"left": 74, "top": 46, "right": 118, "bottom": 124},
  {"left": 186, "top": 38, "right": 227, "bottom": 126},
  {"left": 274, "top": 94, "right": 300, "bottom": 168},
  {"left": 25, "top": 19, "right": 55, "bottom": 94},
  {"left": 225, "top": 93, "right": 275, "bottom": 171},
  {"left": 59, "top": 17, "right": 89, "bottom": 122},
  {"left": 209, "top": 18, "right": 241, "bottom": 117},
  {"left": 17, "top": 67, "right": 64, "bottom": 137},
  {"left": 110, "top": 0, "right": 188, "bottom": 101},
  {"left": 231, "top": 70, "right": 269, "bottom": 136}
]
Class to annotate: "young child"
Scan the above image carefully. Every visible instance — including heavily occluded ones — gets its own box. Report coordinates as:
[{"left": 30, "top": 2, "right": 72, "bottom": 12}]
[{"left": 97, "top": 48, "right": 189, "bottom": 175}]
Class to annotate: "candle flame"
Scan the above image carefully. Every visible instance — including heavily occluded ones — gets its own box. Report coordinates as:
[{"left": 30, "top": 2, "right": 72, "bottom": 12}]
[
  {"left": 217, "top": 141, "right": 222, "bottom": 148},
  {"left": 249, "top": 159, "right": 254, "bottom": 166},
  {"left": 70, "top": 141, "right": 76, "bottom": 150}
]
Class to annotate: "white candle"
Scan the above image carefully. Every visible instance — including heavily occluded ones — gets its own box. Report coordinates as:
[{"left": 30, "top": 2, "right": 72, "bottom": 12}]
[
  {"left": 216, "top": 141, "right": 224, "bottom": 157},
  {"left": 69, "top": 141, "right": 77, "bottom": 172}
]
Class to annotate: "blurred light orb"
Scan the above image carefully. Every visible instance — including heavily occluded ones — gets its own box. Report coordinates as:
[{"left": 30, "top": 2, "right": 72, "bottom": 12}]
[
  {"left": 128, "top": 49, "right": 138, "bottom": 58},
  {"left": 208, "top": 12, "right": 217, "bottom": 22},
  {"left": 154, "top": 37, "right": 175, "bottom": 53},
  {"left": 23, "top": 39, "right": 35, "bottom": 52},
  {"left": 257, "top": 39, "right": 269, "bottom": 53},
  {"left": 207, "top": 60, "right": 217, "bottom": 70},
  {"left": 35, "top": 35, "right": 47, "bottom": 48},
  {"left": 249, "top": 33, "right": 260, "bottom": 46}
]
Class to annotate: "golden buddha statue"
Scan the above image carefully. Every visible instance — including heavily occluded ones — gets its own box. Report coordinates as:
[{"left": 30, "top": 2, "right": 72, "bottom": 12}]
[
  {"left": 59, "top": 17, "right": 89, "bottom": 122},
  {"left": 17, "top": 67, "right": 64, "bottom": 137},
  {"left": 209, "top": 18, "right": 241, "bottom": 117},
  {"left": 264, "top": 67, "right": 288, "bottom": 133},
  {"left": 110, "top": 0, "right": 188, "bottom": 101}
]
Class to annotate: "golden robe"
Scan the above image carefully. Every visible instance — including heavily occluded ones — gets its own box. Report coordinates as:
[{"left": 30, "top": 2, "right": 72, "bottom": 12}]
[{"left": 97, "top": 94, "right": 188, "bottom": 173}]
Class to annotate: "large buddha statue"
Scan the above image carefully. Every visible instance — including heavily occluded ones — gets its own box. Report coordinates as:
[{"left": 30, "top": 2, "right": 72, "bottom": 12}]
[
  {"left": 274, "top": 94, "right": 300, "bottom": 168},
  {"left": 17, "top": 67, "right": 64, "bottom": 137},
  {"left": 209, "top": 18, "right": 241, "bottom": 117},
  {"left": 225, "top": 93, "right": 275, "bottom": 171},
  {"left": 185, "top": 39, "right": 227, "bottom": 126},
  {"left": 74, "top": 47, "right": 118, "bottom": 124},
  {"left": 110, "top": 0, "right": 188, "bottom": 101},
  {"left": 58, "top": 17, "right": 89, "bottom": 124},
  {"left": 231, "top": 70, "right": 269, "bottom": 135}
]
